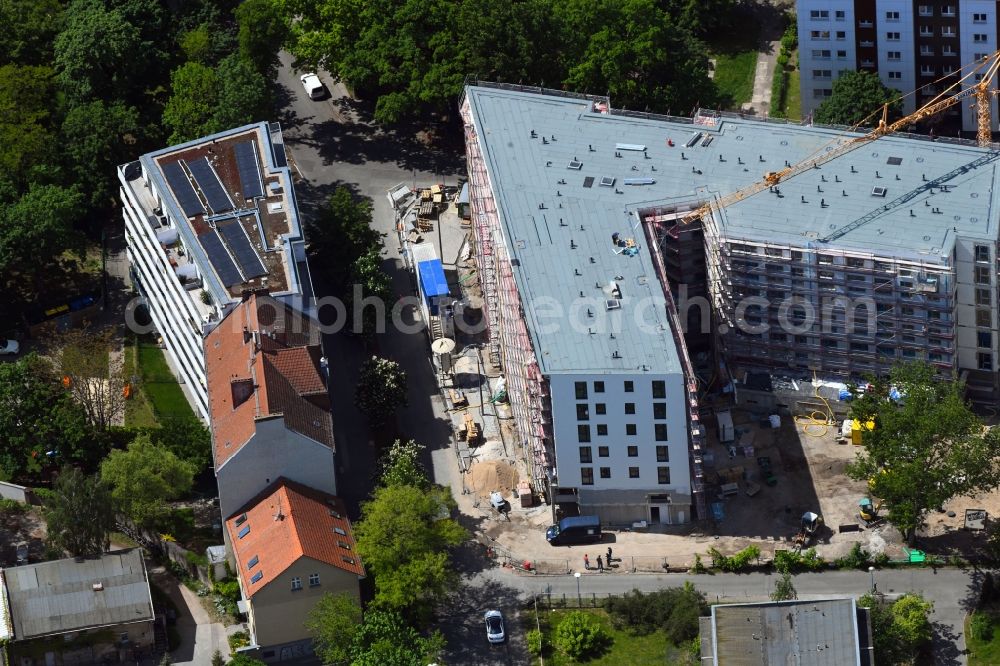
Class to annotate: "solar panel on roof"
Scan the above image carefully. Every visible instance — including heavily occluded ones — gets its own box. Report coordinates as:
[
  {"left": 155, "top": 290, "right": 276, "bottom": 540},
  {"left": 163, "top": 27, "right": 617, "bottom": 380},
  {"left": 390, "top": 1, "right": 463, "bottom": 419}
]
[
  {"left": 234, "top": 141, "right": 265, "bottom": 199},
  {"left": 218, "top": 222, "right": 267, "bottom": 280},
  {"left": 198, "top": 231, "right": 243, "bottom": 287},
  {"left": 187, "top": 157, "right": 233, "bottom": 214},
  {"left": 161, "top": 162, "right": 203, "bottom": 217}
]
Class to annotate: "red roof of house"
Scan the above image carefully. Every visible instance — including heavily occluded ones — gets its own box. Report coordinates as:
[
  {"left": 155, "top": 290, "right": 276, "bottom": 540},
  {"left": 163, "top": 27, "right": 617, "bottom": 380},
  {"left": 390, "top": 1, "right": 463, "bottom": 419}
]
[
  {"left": 226, "top": 479, "right": 365, "bottom": 596},
  {"left": 204, "top": 292, "right": 333, "bottom": 468}
]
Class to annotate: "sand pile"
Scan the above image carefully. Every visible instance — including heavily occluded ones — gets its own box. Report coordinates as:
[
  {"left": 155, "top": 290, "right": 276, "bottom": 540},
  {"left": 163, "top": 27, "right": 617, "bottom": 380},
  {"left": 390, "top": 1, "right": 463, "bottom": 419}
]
[{"left": 468, "top": 459, "right": 519, "bottom": 497}]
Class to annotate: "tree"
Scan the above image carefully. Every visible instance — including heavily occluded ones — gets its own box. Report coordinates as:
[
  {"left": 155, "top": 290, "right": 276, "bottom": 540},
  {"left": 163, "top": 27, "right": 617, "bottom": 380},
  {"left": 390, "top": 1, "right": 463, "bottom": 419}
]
[
  {"left": 859, "top": 592, "right": 932, "bottom": 665},
  {"left": 349, "top": 610, "right": 444, "bottom": 666},
  {"left": 213, "top": 54, "right": 270, "bottom": 131},
  {"left": 151, "top": 416, "right": 213, "bottom": 475},
  {"left": 60, "top": 100, "right": 141, "bottom": 208},
  {"left": 0, "top": 185, "right": 84, "bottom": 288},
  {"left": 54, "top": 0, "right": 143, "bottom": 105},
  {"left": 306, "top": 187, "right": 381, "bottom": 296},
  {"left": 770, "top": 572, "right": 797, "bottom": 601},
  {"left": 162, "top": 62, "right": 218, "bottom": 144},
  {"left": 179, "top": 24, "right": 213, "bottom": 63},
  {"left": 210, "top": 651, "right": 225, "bottom": 666},
  {"left": 377, "top": 439, "right": 429, "bottom": 489},
  {"left": 100, "top": 433, "right": 195, "bottom": 526},
  {"left": 553, "top": 610, "right": 611, "bottom": 660},
  {"left": 0, "top": 354, "right": 94, "bottom": 481},
  {"left": 355, "top": 356, "right": 407, "bottom": 427},
  {"left": 305, "top": 592, "right": 363, "bottom": 665},
  {"left": 227, "top": 656, "right": 267, "bottom": 666},
  {"left": 235, "top": 0, "right": 289, "bottom": 76},
  {"left": 53, "top": 327, "right": 128, "bottom": 432},
  {"left": 46, "top": 466, "right": 115, "bottom": 557},
  {"left": 0, "top": 0, "right": 65, "bottom": 66},
  {"left": 845, "top": 362, "right": 1000, "bottom": 543},
  {"left": 350, "top": 247, "right": 393, "bottom": 336},
  {"left": 0, "top": 64, "right": 57, "bottom": 186},
  {"left": 813, "top": 71, "right": 902, "bottom": 126},
  {"left": 354, "top": 484, "right": 466, "bottom": 617}
]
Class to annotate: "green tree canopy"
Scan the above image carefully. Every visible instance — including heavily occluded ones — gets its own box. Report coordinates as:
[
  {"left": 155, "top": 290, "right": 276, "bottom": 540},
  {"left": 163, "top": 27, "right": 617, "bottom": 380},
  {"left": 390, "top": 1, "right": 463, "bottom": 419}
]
[
  {"left": 845, "top": 362, "right": 1000, "bottom": 542},
  {"left": 162, "top": 61, "right": 218, "bottom": 144},
  {"left": 60, "top": 100, "right": 141, "bottom": 208},
  {"left": 813, "top": 70, "right": 902, "bottom": 126},
  {"left": 235, "top": 0, "right": 289, "bottom": 76},
  {"left": 351, "top": 246, "right": 393, "bottom": 336},
  {"left": 46, "top": 466, "right": 114, "bottom": 557},
  {"left": 0, "top": 184, "right": 85, "bottom": 286},
  {"left": 354, "top": 484, "right": 466, "bottom": 616},
  {"left": 859, "top": 592, "right": 933, "bottom": 665},
  {"left": 349, "top": 610, "right": 444, "bottom": 666},
  {"left": 100, "top": 433, "right": 194, "bottom": 526},
  {"left": 305, "top": 592, "right": 363, "bottom": 665},
  {"left": 0, "top": 354, "right": 94, "bottom": 481},
  {"left": 151, "top": 416, "right": 213, "bottom": 475},
  {"left": 377, "top": 439, "right": 429, "bottom": 489},
  {"left": 0, "top": 0, "right": 65, "bottom": 66},
  {"left": 307, "top": 186, "right": 381, "bottom": 296},
  {"left": 554, "top": 610, "right": 611, "bottom": 660},
  {"left": 355, "top": 356, "right": 407, "bottom": 427},
  {"left": 0, "top": 64, "right": 57, "bottom": 186},
  {"left": 213, "top": 54, "right": 270, "bottom": 130}
]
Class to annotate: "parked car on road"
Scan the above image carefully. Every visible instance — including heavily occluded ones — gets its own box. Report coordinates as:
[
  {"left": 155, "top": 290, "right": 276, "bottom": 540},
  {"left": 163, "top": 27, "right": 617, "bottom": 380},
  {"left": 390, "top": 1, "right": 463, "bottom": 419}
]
[
  {"left": 0, "top": 339, "right": 19, "bottom": 355},
  {"left": 484, "top": 610, "right": 505, "bottom": 644},
  {"left": 300, "top": 73, "right": 325, "bottom": 99}
]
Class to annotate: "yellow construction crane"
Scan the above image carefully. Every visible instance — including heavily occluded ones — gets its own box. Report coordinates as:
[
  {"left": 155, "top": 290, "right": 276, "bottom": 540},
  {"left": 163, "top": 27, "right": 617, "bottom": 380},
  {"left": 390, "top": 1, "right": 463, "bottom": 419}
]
[{"left": 678, "top": 50, "right": 1000, "bottom": 227}]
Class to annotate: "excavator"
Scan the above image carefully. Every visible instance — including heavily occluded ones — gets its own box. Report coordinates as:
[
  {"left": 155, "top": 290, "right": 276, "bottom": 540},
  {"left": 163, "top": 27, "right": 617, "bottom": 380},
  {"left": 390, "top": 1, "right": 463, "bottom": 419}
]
[{"left": 674, "top": 50, "right": 1000, "bottom": 229}]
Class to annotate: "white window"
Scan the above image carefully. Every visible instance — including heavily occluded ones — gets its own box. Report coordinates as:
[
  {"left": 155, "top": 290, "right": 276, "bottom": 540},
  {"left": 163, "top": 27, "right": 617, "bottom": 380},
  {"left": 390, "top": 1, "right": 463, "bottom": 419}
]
[
  {"left": 943, "top": 45, "right": 956, "bottom": 56},
  {"left": 309, "top": 573, "right": 321, "bottom": 587},
  {"left": 813, "top": 69, "right": 832, "bottom": 79},
  {"left": 835, "top": 10, "right": 845, "bottom": 19},
  {"left": 812, "top": 49, "right": 832, "bottom": 58},
  {"left": 942, "top": 5, "right": 956, "bottom": 16},
  {"left": 920, "top": 44, "right": 934, "bottom": 55},
  {"left": 885, "top": 11, "right": 900, "bottom": 21},
  {"left": 811, "top": 30, "right": 831, "bottom": 40},
  {"left": 974, "top": 33, "right": 989, "bottom": 43},
  {"left": 920, "top": 65, "right": 935, "bottom": 76},
  {"left": 919, "top": 25, "right": 933, "bottom": 36},
  {"left": 918, "top": 5, "right": 933, "bottom": 16},
  {"left": 976, "top": 244, "right": 991, "bottom": 262},
  {"left": 810, "top": 9, "right": 829, "bottom": 19},
  {"left": 974, "top": 13, "right": 988, "bottom": 23},
  {"left": 291, "top": 577, "right": 302, "bottom": 590},
  {"left": 888, "top": 71, "right": 902, "bottom": 80},
  {"left": 942, "top": 26, "right": 956, "bottom": 37},
  {"left": 813, "top": 88, "right": 833, "bottom": 98},
  {"left": 887, "top": 51, "right": 902, "bottom": 60},
  {"left": 886, "top": 32, "right": 900, "bottom": 41}
]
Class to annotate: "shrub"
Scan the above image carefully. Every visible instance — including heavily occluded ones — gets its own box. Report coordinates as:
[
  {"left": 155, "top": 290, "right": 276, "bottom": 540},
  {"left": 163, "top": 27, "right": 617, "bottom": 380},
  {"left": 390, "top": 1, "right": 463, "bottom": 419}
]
[
  {"left": 873, "top": 552, "right": 891, "bottom": 568},
  {"left": 708, "top": 545, "right": 760, "bottom": 572},
  {"left": 31, "top": 487, "right": 55, "bottom": 506},
  {"left": 0, "top": 498, "right": 26, "bottom": 515},
  {"left": 605, "top": 584, "right": 708, "bottom": 644},
  {"left": 835, "top": 543, "right": 871, "bottom": 570},
  {"left": 774, "top": 548, "right": 825, "bottom": 573},
  {"left": 770, "top": 572, "right": 797, "bottom": 601},
  {"left": 776, "top": 53, "right": 789, "bottom": 69},
  {"left": 692, "top": 553, "right": 706, "bottom": 574},
  {"left": 184, "top": 550, "right": 208, "bottom": 568},
  {"left": 214, "top": 578, "right": 241, "bottom": 603},
  {"left": 526, "top": 628, "right": 544, "bottom": 656},
  {"left": 553, "top": 611, "right": 611, "bottom": 660},
  {"left": 228, "top": 630, "right": 250, "bottom": 651},
  {"left": 971, "top": 612, "right": 994, "bottom": 642}
]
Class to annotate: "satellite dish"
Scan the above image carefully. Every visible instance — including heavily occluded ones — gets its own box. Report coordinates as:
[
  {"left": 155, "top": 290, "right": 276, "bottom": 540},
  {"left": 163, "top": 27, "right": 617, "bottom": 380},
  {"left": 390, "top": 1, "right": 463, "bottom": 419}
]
[{"left": 431, "top": 338, "right": 456, "bottom": 355}]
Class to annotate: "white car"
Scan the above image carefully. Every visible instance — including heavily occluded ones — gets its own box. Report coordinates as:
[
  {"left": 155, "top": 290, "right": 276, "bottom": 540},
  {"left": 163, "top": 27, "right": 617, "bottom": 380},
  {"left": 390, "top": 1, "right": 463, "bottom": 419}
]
[
  {"left": 300, "top": 73, "right": 325, "bottom": 100},
  {"left": 484, "top": 610, "right": 505, "bottom": 644},
  {"left": 0, "top": 339, "right": 19, "bottom": 355}
]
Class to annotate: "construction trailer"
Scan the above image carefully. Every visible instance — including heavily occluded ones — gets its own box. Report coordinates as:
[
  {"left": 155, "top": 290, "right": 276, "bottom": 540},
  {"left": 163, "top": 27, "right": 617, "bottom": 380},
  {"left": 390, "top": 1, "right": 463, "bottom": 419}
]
[{"left": 410, "top": 242, "right": 455, "bottom": 342}]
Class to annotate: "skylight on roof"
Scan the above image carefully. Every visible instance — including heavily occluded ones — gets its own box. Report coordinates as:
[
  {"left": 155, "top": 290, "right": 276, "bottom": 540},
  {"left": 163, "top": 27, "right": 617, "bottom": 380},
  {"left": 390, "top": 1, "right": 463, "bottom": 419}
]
[
  {"left": 342, "top": 557, "right": 356, "bottom": 565},
  {"left": 247, "top": 555, "right": 259, "bottom": 569},
  {"left": 872, "top": 186, "right": 888, "bottom": 197},
  {"left": 250, "top": 570, "right": 263, "bottom": 584},
  {"left": 599, "top": 177, "right": 615, "bottom": 187},
  {"left": 334, "top": 527, "right": 347, "bottom": 536},
  {"left": 606, "top": 299, "right": 622, "bottom": 311},
  {"left": 234, "top": 513, "right": 247, "bottom": 526},
  {"left": 567, "top": 160, "right": 583, "bottom": 170},
  {"left": 238, "top": 525, "right": 250, "bottom": 539},
  {"left": 887, "top": 156, "right": 903, "bottom": 165}
]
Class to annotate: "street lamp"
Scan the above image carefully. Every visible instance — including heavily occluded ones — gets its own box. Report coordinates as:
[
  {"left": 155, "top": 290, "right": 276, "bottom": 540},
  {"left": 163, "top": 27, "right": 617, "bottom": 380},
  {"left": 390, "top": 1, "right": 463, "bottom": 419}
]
[
  {"left": 868, "top": 566, "right": 876, "bottom": 593},
  {"left": 574, "top": 572, "right": 582, "bottom": 606}
]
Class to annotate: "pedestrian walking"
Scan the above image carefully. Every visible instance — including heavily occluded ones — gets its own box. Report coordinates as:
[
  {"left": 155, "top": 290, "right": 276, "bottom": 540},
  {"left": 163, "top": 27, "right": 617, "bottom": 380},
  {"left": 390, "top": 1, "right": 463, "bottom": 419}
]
[
  {"left": 597, "top": 555, "right": 604, "bottom": 572},
  {"left": 584, "top": 553, "right": 590, "bottom": 569},
  {"left": 607, "top": 546, "right": 613, "bottom": 562}
]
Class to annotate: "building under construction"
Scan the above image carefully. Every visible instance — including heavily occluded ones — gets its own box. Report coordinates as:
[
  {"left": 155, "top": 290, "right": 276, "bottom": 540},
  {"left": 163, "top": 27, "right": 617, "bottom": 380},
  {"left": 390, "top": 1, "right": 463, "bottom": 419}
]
[{"left": 460, "top": 82, "right": 1000, "bottom": 522}]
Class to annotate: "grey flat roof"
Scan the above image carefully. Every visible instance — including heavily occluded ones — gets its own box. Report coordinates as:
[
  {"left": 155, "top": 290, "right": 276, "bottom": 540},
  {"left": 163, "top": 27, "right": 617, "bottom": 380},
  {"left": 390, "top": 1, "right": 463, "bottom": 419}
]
[
  {"left": 5, "top": 549, "right": 153, "bottom": 640},
  {"left": 466, "top": 88, "right": 682, "bottom": 375},
  {"left": 709, "top": 598, "right": 861, "bottom": 665},
  {"left": 465, "top": 85, "right": 1000, "bottom": 271}
]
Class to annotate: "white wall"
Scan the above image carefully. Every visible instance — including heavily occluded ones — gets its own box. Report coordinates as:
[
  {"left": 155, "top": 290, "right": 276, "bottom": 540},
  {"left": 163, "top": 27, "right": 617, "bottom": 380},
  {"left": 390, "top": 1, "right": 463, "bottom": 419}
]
[
  {"left": 876, "top": 0, "right": 916, "bottom": 115},
  {"left": 548, "top": 372, "right": 691, "bottom": 499},
  {"left": 217, "top": 418, "right": 337, "bottom": 519},
  {"left": 959, "top": 2, "right": 999, "bottom": 133},
  {"left": 798, "top": 0, "right": 856, "bottom": 118},
  {"left": 953, "top": 236, "right": 997, "bottom": 370}
]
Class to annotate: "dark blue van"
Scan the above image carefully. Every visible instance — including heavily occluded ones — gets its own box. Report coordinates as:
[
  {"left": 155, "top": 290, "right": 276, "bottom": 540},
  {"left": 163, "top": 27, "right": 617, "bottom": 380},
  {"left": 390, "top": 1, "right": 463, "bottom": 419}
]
[{"left": 545, "top": 515, "right": 602, "bottom": 545}]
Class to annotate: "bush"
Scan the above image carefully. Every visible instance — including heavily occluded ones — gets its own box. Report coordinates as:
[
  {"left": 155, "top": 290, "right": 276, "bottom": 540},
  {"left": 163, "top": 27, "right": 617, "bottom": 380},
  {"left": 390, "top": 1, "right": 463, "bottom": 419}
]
[
  {"left": 873, "top": 552, "right": 891, "bottom": 568},
  {"left": 228, "top": 630, "right": 250, "bottom": 651},
  {"left": 184, "top": 550, "right": 208, "bottom": 569},
  {"left": 971, "top": 612, "right": 994, "bottom": 642},
  {"left": 692, "top": 553, "right": 706, "bottom": 574},
  {"left": 774, "top": 548, "right": 826, "bottom": 574},
  {"left": 834, "top": 543, "right": 871, "bottom": 570},
  {"left": 604, "top": 584, "right": 708, "bottom": 644},
  {"left": 553, "top": 611, "right": 611, "bottom": 660},
  {"left": 31, "top": 487, "right": 55, "bottom": 506},
  {"left": 214, "top": 578, "right": 241, "bottom": 603},
  {"left": 708, "top": 545, "right": 761, "bottom": 572},
  {"left": 0, "top": 498, "right": 26, "bottom": 515},
  {"left": 526, "top": 628, "right": 544, "bottom": 656},
  {"left": 776, "top": 53, "right": 789, "bottom": 69}
]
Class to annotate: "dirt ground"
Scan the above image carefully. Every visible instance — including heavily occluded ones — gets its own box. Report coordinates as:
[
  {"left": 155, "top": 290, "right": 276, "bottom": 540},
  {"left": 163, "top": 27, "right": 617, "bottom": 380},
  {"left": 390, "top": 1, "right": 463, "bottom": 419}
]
[{"left": 0, "top": 505, "right": 48, "bottom": 565}]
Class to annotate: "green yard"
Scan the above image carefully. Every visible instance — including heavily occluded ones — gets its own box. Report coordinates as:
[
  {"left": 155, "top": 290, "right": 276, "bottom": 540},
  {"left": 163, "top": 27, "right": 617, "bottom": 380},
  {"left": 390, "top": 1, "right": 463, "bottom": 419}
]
[
  {"left": 527, "top": 608, "right": 688, "bottom": 665},
  {"left": 124, "top": 335, "right": 195, "bottom": 426},
  {"left": 967, "top": 610, "right": 1000, "bottom": 665},
  {"left": 707, "top": 16, "right": 762, "bottom": 110},
  {"left": 785, "top": 68, "right": 802, "bottom": 120}
]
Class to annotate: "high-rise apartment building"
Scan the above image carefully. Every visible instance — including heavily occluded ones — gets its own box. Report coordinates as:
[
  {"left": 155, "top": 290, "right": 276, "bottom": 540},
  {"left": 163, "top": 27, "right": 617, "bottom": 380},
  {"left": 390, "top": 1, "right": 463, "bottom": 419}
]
[{"left": 797, "top": 0, "right": 999, "bottom": 133}]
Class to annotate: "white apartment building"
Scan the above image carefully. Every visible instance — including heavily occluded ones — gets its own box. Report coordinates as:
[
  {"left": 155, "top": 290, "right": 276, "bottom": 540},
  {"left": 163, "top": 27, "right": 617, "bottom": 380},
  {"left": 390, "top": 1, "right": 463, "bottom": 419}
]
[
  {"left": 798, "top": 0, "right": 999, "bottom": 132},
  {"left": 117, "top": 123, "right": 315, "bottom": 419}
]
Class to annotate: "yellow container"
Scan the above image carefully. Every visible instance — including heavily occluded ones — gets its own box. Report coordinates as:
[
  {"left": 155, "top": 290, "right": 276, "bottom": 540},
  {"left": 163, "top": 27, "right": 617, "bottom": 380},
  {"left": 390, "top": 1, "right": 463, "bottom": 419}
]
[{"left": 851, "top": 419, "right": 875, "bottom": 445}]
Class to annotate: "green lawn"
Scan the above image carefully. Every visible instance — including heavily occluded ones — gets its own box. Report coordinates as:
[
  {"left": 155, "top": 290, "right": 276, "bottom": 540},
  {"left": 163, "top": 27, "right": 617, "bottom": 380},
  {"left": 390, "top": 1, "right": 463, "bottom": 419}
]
[
  {"left": 712, "top": 49, "right": 759, "bottom": 110},
  {"left": 133, "top": 337, "right": 196, "bottom": 422},
  {"left": 785, "top": 67, "right": 802, "bottom": 120},
  {"left": 527, "top": 608, "right": 687, "bottom": 665},
  {"left": 967, "top": 611, "right": 1000, "bottom": 665},
  {"left": 123, "top": 340, "right": 157, "bottom": 427}
]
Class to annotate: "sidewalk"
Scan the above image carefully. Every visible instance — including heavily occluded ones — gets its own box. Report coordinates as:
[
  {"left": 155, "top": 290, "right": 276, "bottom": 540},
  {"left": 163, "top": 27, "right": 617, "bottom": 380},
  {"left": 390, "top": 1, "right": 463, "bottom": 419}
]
[{"left": 148, "top": 565, "right": 231, "bottom": 665}]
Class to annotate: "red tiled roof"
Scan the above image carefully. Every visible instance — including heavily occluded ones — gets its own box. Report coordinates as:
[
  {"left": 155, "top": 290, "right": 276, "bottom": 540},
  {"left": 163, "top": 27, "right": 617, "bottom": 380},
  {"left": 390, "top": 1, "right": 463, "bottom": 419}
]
[
  {"left": 226, "top": 479, "right": 365, "bottom": 596},
  {"left": 204, "top": 292, "right": 332, "bottom": 468}
]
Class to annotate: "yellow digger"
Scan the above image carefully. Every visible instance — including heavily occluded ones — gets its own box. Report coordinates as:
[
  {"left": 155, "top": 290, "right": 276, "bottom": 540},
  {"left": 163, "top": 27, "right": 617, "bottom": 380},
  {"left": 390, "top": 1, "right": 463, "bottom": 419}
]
[{"left": 859, "top": 498, "right": 882, "bottom": 524}]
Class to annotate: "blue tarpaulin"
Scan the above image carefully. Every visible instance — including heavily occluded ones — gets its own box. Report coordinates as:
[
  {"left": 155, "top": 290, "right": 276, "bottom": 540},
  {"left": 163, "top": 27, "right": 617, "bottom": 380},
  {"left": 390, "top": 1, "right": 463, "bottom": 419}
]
[{"left": 417, "top": 259, "right": 449, "bottom": 313}]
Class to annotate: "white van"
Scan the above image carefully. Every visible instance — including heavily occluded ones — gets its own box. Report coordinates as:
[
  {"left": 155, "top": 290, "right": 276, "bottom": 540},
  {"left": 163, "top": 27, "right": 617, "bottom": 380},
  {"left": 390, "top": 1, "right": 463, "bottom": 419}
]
[{"left": 300, "top": 73, "right": 325, "bottom": 100}]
